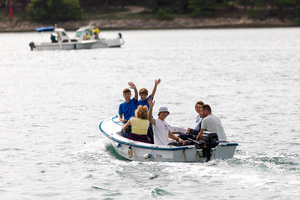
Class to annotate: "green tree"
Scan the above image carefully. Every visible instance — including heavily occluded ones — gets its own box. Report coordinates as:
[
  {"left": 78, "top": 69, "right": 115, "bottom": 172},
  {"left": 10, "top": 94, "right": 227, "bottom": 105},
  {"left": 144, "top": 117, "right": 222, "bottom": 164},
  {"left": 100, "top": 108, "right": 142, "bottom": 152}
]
[
  {"left": 188, "top": 0, "right": 218, "bottom": 17},
  {"left": 27, "top": 0, "right": 83, "bottom": 22}
]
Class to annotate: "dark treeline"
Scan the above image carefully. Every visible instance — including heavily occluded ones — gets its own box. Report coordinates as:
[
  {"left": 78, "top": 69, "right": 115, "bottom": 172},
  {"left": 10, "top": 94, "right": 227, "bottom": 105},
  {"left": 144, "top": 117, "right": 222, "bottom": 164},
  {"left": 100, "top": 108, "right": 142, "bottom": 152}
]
[{"left": 1, "top": 0, "right": 300, "bottom": 21}]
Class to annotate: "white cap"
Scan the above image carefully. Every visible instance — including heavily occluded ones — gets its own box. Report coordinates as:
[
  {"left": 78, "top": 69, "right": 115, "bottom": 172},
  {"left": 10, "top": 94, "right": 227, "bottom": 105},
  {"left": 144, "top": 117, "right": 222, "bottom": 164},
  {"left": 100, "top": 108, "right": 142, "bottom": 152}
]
[{"left": 158, "top": 107, "right": 170, "bottom": 115}]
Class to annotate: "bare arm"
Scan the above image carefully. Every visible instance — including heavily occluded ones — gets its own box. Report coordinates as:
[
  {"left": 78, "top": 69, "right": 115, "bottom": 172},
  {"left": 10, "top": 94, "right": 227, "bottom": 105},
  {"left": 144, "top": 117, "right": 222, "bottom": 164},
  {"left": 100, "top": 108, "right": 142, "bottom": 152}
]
[
  {"left": 128, "top": 82, "right": 138, "bottom": 101},
  {"left": 147, "top": 98, "right": 156, "bottom": 125},
  {"left": 168, "top": 131, "right": 185, "bottom": 145},
  {"left": 186, "top": 128, "right": 191, "bottom": 134},
  {"left": 150, "top": 79, "right": 161, "bottom": 100},
  {"left": 119, "top": 115, "right": 127, "bottom": 123},
  {"left": 196, "top": 128, "right": 205, "bottom": 141},
  {"left": 122, "top": 120, "right": 131, "bottom": 132}
]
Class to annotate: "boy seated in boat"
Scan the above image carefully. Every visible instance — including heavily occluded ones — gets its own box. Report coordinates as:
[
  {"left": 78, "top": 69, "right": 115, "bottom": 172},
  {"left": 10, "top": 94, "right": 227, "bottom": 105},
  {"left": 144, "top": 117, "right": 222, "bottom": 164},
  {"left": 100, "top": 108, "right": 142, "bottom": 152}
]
[
  {"left": 118, "top": 82, "right": 138, "bottom": 136},
  {"left": 122, "top": 105, "right": 150, "bottom": 143},
  {"left": 148, "top": 98, "right": 185, "bottom": 146},
  {"left": 138, "top": 79, "right": 161, "bottom": 143}
]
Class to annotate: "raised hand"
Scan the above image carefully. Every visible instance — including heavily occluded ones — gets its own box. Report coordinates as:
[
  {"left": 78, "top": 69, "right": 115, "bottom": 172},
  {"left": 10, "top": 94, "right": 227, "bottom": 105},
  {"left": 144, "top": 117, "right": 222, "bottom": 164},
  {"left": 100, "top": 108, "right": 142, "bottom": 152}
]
[
  {"left": 148, "top": 98, "right": 155, "bottom": 107},
  {"left": 128, "top": 82, "right": 136, "bottom": 89},
  {"left": 155, "top": 79, "right": 161, "bottom": 86}
]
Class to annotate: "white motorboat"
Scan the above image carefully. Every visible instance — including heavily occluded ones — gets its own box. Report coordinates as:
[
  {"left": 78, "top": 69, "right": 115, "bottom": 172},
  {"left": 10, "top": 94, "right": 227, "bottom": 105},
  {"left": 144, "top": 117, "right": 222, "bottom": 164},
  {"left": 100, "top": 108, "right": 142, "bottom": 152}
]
[
  {"left": 99, "top": 117, "right": 238, "bottom": 162},
  {"left": 29, "top": 26, "right": 124, "bottom": 51}
]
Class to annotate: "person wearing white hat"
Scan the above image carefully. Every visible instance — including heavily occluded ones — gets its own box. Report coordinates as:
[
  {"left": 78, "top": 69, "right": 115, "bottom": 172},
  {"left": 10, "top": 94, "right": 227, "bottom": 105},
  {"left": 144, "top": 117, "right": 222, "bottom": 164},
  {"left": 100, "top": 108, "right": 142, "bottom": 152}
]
[{"left": 147, "top": 98, "right": 185, "bottom": 146}]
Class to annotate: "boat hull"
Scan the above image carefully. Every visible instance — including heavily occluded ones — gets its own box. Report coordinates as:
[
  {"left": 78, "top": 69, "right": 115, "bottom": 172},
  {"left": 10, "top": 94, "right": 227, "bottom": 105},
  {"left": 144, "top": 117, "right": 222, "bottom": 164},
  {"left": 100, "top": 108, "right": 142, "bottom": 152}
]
[
  {"left": 33, "top": 38, "right": 124, "bottom": 51},
  {"left": 99, "top": 117, "right": 238, "bottom": 162}
]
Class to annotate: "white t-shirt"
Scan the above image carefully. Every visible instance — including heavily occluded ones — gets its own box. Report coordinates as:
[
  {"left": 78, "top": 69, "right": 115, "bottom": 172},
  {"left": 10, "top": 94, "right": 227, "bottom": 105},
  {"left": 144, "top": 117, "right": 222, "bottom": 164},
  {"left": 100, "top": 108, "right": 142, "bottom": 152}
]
[
  {"left": 201, "top": 114, "right": 227, "bottom": 141},
  {"left": 153, "top": 119, "right": 170, "bottom": 146}
]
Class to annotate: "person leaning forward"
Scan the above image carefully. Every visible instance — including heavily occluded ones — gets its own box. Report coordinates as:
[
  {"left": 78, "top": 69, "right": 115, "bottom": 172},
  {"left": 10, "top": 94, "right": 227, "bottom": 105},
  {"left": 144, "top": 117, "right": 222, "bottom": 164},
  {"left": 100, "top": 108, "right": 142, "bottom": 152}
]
[{"left": 147, "top": 98, "right": 185, "bottom": 146}]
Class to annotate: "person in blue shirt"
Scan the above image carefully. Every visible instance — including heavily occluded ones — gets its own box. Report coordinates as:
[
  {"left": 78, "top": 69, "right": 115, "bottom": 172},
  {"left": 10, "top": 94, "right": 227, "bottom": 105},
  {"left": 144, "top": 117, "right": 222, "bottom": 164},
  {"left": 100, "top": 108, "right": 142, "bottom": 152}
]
[
  {"left": 137, "top": 79, "right": 161, "bottom": 108},
  {"left": 137, "top": 79, "right": 161, "bottom": 143},
  {"left": 118, "top": 82, "right": 138, "bottom": 136}
]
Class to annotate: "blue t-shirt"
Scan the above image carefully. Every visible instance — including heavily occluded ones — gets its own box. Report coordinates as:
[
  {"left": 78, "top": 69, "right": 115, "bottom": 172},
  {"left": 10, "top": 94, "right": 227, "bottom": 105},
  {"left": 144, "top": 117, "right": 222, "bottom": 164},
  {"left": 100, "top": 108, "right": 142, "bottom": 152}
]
[
  {"left": 119, "top": 97, "right": 138, "bottom": 122},
  {"left": 137, "top": 95, "right": 152, "bottom": 109}
]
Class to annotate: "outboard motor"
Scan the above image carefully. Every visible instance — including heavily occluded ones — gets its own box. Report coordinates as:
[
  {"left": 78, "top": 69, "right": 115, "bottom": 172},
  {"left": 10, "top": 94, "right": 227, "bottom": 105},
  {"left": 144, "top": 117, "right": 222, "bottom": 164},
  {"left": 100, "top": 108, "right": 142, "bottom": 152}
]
[
  {"left": 201, "top": 131, "right": 219, "bottom": 161},
  {"left": 29, "top": 42, "right": 35, "bottom": 51}
]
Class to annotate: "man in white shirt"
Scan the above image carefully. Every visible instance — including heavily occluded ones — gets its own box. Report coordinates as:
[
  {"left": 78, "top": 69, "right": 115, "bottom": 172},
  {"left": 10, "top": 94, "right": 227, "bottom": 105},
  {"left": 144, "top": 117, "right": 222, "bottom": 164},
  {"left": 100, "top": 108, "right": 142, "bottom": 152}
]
[
  {"left": 148, "top": 98, "right": 185, "bottom": 146},
  {"left": 196, "top": 104, "right": 227, "bottom": 142}
]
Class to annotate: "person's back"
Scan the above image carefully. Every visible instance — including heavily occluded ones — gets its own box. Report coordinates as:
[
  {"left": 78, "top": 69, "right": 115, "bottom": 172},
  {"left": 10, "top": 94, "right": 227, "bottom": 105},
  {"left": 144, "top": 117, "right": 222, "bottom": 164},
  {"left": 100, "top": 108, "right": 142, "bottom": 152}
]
[
  {"left": 123, "top": 105, "right": 150, "bottom": 143},
  {"left": 51, "top": 34, "right": 57, "bottom": 43},
  {"left": 201, "top": 114, "right": 227, "bottom": 141},
  {"left": 131, "top": 118, "right": 149, "bottom": 135},
  {"left": 197, "top": 104, "right": 227, "bottom": 142}
]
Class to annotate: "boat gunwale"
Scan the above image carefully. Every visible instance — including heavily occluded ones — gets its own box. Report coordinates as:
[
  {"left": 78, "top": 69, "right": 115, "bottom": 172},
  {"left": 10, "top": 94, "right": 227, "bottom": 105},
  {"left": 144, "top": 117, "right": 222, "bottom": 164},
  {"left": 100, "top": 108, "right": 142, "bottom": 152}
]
[
  {"left": 99, "top": 117, "right": 238, "bottom": 151},
  {"left": 99, "top": 117, "right": 191, "bottom": 151}
]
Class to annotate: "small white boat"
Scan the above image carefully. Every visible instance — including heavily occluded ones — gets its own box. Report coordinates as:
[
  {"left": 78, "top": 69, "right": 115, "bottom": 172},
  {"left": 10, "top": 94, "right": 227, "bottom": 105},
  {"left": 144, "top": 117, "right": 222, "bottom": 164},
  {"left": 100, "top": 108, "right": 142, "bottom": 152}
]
[
  {"left": 99, "top": 117, "right": 238, "bottom": 162},
  {"left": 29, "top": 26, "right": 124, "bottom": 51}
]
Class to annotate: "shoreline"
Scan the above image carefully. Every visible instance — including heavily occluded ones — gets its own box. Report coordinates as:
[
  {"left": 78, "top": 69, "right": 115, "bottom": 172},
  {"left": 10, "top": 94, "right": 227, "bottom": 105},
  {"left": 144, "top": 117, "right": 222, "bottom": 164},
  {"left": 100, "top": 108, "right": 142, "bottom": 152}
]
[{"left": 0, "top": 17, "right": 297, "bottom": 32}]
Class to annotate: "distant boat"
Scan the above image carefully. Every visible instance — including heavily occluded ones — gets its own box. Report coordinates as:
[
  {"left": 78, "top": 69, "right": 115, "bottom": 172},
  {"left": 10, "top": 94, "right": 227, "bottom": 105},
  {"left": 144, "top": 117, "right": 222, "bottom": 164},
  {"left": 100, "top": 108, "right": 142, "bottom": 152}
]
[
  {"left": 29, "top": 25, "right": 124, "bottom": 51},
  {"left": 35, "top": 26, "right": 55, "bottom": 32},
  {"left": 99, "top": 117, "right": 238, "bottom": 162}
]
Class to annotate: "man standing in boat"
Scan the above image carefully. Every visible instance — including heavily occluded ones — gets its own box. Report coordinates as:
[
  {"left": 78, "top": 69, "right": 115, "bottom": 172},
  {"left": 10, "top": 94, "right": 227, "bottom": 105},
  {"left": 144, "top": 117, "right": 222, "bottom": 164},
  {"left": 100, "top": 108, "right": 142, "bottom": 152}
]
[
  {"left": 196, "top": 104, "right": 227, "bottom": 142},
  {"left": 118, "top": 82, "right": 138, "bottom": 136},
  {"left": 148, "top": 98, "right": 185, "bottom": 146}
]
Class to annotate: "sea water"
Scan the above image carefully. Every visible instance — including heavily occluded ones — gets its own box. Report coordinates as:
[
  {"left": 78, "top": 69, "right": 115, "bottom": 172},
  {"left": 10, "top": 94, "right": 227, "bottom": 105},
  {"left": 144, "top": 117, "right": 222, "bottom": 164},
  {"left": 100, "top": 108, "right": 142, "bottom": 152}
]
[{"left": 0, "top": 28, "right": 299, "bottom": 199}]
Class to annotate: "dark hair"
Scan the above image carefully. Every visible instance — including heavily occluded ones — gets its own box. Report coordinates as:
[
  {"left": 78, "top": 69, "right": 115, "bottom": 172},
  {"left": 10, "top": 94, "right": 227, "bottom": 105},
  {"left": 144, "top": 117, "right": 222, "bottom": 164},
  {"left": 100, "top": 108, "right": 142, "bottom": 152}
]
[
  {"left": 123, "top": 88, "right": 131, "bottom": 94},
  {"left": 195, "top": 101, "right": 204, "bottom": 106},
  {"left": 202, "top": 104, "right": 211, "bottom": 113}
]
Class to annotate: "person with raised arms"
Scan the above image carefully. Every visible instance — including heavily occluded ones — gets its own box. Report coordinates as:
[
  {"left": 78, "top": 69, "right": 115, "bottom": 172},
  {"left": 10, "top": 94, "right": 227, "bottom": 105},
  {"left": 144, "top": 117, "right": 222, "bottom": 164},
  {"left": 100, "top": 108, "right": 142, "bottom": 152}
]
[{"left": 118, "top": 82, "right": 138, "bottom": 136}]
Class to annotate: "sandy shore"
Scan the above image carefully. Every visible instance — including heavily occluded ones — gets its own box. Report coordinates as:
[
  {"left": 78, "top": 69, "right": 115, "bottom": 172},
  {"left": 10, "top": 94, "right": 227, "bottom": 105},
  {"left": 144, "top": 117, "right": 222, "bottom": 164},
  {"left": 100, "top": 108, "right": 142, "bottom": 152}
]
[{"left": 0, "top": 17, "right": 297, "bottom": 32}]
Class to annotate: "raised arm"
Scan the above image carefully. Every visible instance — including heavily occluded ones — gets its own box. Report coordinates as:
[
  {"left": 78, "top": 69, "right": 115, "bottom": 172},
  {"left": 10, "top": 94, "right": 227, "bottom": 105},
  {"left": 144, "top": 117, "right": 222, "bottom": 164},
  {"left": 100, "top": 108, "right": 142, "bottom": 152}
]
[
  {"left": 147, "top": 98, "right": 156, "bottom": 125},
  {"left": 128, "top": 82, "right": 138, "bottom": 101},
  {"left": 150, "top": 79, "right": 161, "bottom": 100}
]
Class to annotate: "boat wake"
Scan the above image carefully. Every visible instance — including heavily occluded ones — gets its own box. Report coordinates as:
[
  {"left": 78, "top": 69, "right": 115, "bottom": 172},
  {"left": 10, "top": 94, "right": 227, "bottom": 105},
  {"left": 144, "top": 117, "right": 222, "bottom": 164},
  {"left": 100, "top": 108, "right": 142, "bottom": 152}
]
[{"left": 229, "top": 150, "right": 300, "bottom": 174}]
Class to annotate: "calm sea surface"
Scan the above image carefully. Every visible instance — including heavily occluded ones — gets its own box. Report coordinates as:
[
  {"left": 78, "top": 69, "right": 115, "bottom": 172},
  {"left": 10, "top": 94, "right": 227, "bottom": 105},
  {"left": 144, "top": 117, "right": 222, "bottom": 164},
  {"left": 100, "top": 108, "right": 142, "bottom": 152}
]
[{"left": 0, "top": 28, "right": 299, "bottom": 199}]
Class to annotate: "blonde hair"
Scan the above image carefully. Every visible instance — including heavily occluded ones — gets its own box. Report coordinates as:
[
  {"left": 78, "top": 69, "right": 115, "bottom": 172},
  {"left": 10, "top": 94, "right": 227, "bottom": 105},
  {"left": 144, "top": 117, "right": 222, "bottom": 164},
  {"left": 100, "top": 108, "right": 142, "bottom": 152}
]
[
  {"left": 135, "top": 105, "right": 148, "bottom": 119},
  {"left": 139, "top": 88, "right": 148, "bottom": 95}
]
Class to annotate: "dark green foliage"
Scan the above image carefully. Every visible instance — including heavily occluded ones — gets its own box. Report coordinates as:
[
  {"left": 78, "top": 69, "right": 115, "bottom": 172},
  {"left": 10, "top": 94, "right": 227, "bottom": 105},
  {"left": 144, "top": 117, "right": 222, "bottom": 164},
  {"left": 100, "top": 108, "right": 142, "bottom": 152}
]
[
  {"left": 27, "top": 0, "right": 83, "bottom": 22},
  {"left": 157, "top": 9, "right": 173, "bottom": 20},
  {"left": 188, "top": 0, "right": 218, "bottom": 17}
]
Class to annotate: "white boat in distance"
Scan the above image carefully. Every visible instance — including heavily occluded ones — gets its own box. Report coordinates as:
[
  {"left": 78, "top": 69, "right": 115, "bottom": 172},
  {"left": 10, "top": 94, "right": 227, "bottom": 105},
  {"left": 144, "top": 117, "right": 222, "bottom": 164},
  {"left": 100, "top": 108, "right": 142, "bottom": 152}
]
[
  {"left": 29, "top": 26, "right": 124, "bottom": 51},
  {"left": 99, "top": 117, "right": 238, "bottom": 162}
]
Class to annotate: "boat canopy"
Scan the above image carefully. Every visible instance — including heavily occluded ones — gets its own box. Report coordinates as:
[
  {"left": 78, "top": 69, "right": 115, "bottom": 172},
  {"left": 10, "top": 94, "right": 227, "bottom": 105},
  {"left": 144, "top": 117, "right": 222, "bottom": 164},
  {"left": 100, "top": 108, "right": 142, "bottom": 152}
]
[{"left": 35, "top": 26, "right": 55, "bottom": 32}]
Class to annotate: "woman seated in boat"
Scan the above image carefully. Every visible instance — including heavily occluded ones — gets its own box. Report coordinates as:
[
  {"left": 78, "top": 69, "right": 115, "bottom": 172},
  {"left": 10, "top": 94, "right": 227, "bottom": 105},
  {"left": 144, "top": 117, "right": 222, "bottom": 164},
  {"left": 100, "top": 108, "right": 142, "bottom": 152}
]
[
  {"left": 179, "top": 101, "right": 204, "bottom": 140},
  {"left": 122, "top": 105, "right": 150, "bottom": 143}
]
